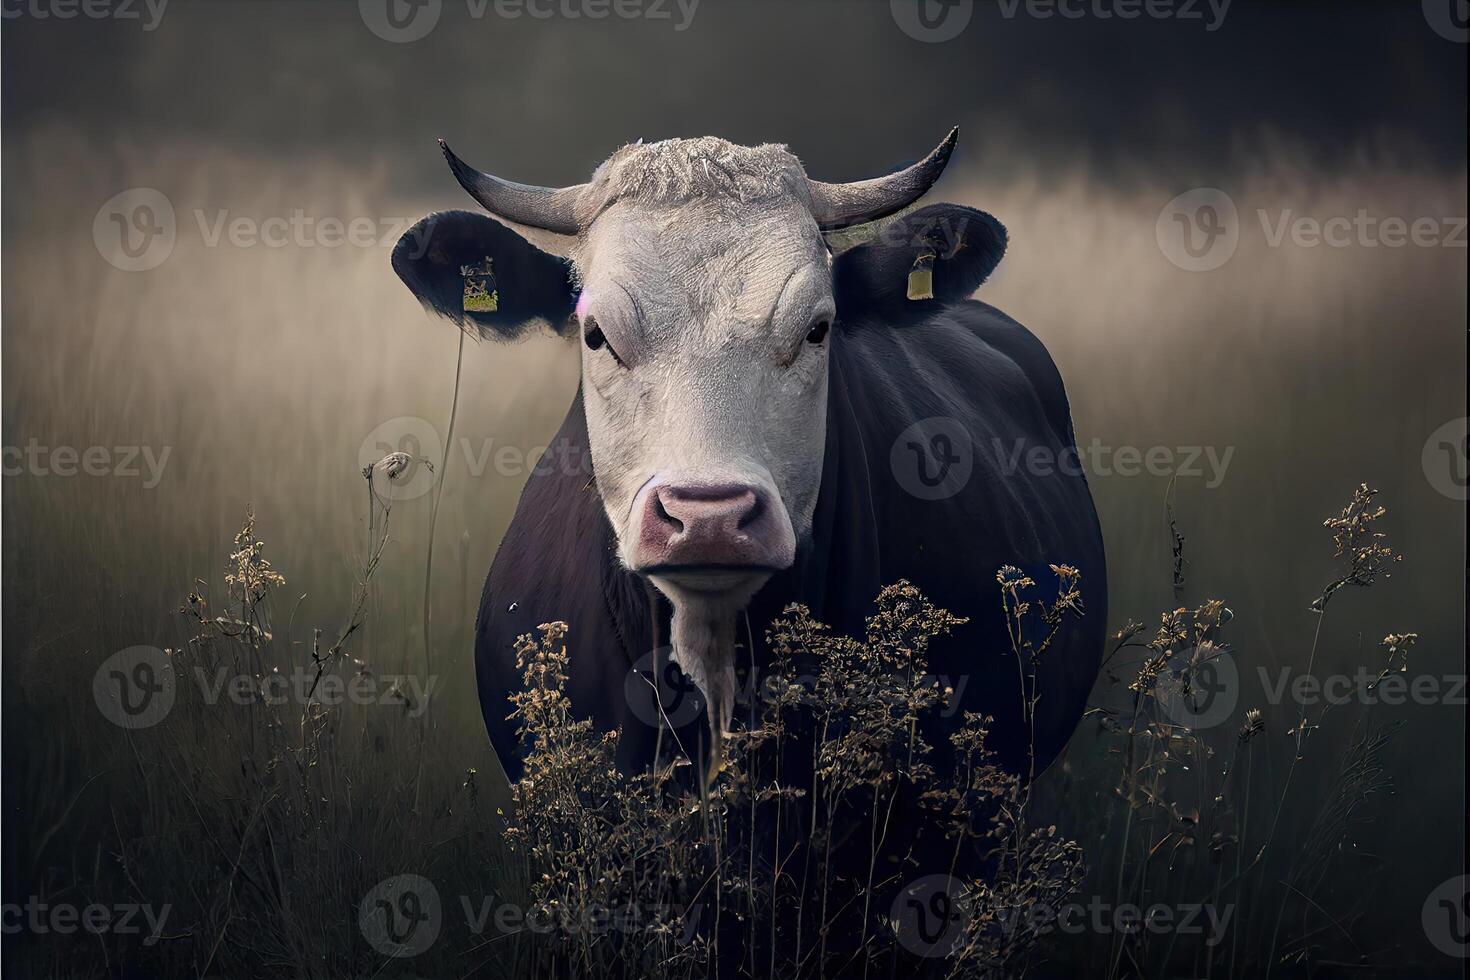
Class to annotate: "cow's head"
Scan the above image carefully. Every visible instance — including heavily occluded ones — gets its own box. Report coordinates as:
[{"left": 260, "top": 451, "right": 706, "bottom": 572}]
[{"left": 394, "top": 132, "right": 977, "bottom": 744}]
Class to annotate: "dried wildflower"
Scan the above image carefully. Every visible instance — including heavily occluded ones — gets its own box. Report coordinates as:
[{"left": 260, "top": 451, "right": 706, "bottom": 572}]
[
  {"left": 1150, "top": 608, "right": 1190, "bottom": 653},
  {"left": 224, "top": 510, "right": 285, "bottom": 606},
  {"left": 996, "top": 564, "right": 1035, "bottom": 591},
  {"left": 1364, "top": 632, "right": 1422, "bottom": 696},
  {"left": 1312, "top": 483, "right": 1403, "bottom": 610},
  {"left": 1238, "top": 707, "right": 1265, "bottom": 743},
  {"left": 1131, "top": 652, "right": 1170, "bottom": 694},
  {"left": 364, "top": 450, "right": 435, "bottom": 502},
  {"left": 1193, "top": 599, "right": 1233, "bottom": 636},
  {"left": 1381, "top": 632, "right": 1419, "bottom": 672},
  {"left": 1112, "top": 620, "right": 1146, "bottom": 645}
]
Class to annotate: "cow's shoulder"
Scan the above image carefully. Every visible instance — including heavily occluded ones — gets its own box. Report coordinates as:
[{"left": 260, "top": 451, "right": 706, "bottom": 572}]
[
  {"left": 945, "top": 300, "right": 1080, "bottom": 451},
  {"left": 474, "top": 390, "right": 653, "bottom": 777},
  {"left": 832, "top": 299, "right": 1075, "bottom": 452}
]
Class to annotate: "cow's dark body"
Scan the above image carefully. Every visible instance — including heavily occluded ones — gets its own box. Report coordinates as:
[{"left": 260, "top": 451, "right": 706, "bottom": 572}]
[{"left": 475, "top": 293, "right": 1106, "bottom": 783}]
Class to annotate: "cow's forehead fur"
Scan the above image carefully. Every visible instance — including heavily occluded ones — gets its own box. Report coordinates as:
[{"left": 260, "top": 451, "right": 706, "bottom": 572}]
[
  {"left": 569, "top": 138, "right": 830, "bottom": 335},
  {"left": 574, "top": 137, "right": 814, "bottom": 224}
]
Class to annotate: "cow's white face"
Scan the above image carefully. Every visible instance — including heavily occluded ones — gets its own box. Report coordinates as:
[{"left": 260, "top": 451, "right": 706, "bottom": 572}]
[
  {"left": 572, "top": 199, "right": 834, "bottom": 724},
  {"left": 575, "top": 198, "right": 834, "bottom": 602}
]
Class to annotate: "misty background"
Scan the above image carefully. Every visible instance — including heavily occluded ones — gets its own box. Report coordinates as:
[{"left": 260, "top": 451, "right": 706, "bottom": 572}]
[{"left": 3, "top": 0, "right": 1466, "bottom": 972}]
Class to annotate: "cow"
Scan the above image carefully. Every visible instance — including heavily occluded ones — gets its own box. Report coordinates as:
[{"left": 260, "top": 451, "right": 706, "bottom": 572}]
[{"left": 391, "top": 130, "right": 1106, "bottom": 788}]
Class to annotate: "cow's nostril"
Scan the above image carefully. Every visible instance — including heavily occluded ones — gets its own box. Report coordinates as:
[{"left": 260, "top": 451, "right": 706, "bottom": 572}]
[
  {"left": 653, "top": 492, "right": 683, "bottom": 533},
  {"left": 736, "top": 492, "right": 765, "bottom": 531}
]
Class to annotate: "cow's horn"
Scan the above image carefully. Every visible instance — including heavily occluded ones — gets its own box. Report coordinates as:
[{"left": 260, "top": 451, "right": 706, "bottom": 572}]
[
  {"left": 439, "top": 139, "right": 585, "bottom": 235},
  {"left": 806, "top": 127, "right": 958, "bottom": 231}
]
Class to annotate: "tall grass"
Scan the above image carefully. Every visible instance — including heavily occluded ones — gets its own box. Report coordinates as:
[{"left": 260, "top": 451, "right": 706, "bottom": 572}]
[{"left": 2, "top": 471, "right": 1427, "bottom": 978}]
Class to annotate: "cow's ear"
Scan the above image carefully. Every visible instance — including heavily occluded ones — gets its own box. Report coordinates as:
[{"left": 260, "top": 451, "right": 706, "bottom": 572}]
[
  {"left": 392, "top": 210, "right": 577, "bottom": 340},
  {"left": 831, "top": 204, "right": 1006, "bottom": 318}
]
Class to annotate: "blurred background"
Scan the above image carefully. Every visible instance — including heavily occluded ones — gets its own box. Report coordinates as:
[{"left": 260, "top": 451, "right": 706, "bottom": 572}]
[{"left": 3, "top": 0, "right": 1465, "bottom": 975}]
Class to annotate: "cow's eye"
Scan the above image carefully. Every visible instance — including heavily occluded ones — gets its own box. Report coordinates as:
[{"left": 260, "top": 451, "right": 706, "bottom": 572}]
[
  {"left": 583, "top": 317, "right": 625, "bottom": 366},
  {"left": 806, "top": 318, "right": 831, "bottom": 345}
]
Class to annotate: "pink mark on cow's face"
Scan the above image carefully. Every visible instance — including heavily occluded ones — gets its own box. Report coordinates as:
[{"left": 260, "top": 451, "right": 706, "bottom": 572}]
[{"left": 574, "top": 288, "right": 594, "bottom": 320}]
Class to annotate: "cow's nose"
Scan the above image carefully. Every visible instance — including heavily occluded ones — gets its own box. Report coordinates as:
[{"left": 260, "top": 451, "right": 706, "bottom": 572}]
[{"left": 636, "top": 482, "right": 790, "bottom": 571}]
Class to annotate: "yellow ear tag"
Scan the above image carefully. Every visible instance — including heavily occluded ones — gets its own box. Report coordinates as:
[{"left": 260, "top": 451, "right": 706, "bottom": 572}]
[
  {"left": 461, "top": 257, "right": 499, "bottom": 313},
  {"left": 907, "top": 250, "right": 936, "bottom": 301}
]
